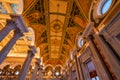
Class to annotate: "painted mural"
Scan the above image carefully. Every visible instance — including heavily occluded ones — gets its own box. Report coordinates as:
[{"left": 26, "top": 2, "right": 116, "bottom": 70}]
[{"left": 0, "top": 2, "right": 7, "bottom": 14}]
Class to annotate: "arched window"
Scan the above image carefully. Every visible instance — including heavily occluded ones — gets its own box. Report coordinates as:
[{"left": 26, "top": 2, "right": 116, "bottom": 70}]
[
  {"left": 76, "top": 32, "right": 84, "bottom": 49},
  {"left": 97, "top": 0, "right": 112, "bottom": 15},
  {"left": 78, "top": 38, "right": 84, "bottom": 48},
  {"left": 101, "top": 0, "right": 112, "bottom": 14}
]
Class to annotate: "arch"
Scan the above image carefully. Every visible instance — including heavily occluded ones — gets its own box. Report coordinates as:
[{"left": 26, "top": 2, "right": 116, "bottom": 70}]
[
  {"left": 44, "top": 64, "right": 54, "bottom": 70},
  {"left": 54, "top": 66, "right": 62, "bottom": 75},
  {"left": 54, "top": 65, "right": 63, "bottom": 70},
  {"left": 9, "top": 63, "right": 22, "bottom": 69},
  {"left": 14, "top": 65, "right": 21, "bottom": 69},
  {"left": 88, "top": 0, "right": 96, "bottom": 22},
  {"left": 0, "top": 63, "right": 10, "bottom": 69}
]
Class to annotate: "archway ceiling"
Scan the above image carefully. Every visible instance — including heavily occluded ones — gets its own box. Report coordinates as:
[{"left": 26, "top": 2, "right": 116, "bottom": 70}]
[{"left": 23, "top": 0, "right": 92, "bottom": 67}]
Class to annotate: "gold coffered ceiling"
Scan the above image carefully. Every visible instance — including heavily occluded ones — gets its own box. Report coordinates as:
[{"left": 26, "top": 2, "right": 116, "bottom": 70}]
[
  {"left": 49, "top": 0, "right": 67, "bottom": 59},
  {"left": 23, "top": 0, "right": 92, "bottom": 66}
]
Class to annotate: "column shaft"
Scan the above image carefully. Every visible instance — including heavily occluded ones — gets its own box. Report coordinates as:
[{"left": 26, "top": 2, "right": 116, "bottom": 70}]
[
  {"left": 0, "top": 29, "right": 23, "bottom": 64},
  {"left": 0, "top": 20, "right": 16, "bottom": 42},
  {"left": 18, "top": 47, "right": 36, "bottom": 80},
  {"left": 38, "top": 67, "right": 43, "bottom": 80},
  {"left": 32, "top": 59, "right": 40, "bottom": 80}
]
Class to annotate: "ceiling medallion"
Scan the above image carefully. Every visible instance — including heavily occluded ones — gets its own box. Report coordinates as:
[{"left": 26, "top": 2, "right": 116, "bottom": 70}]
[
  {"left": 51, "top": 20, "right": 62, "bottom": 32},
  {"left": 53, "top": 23, "right": 60, "bottom": 30},
  {"left": 52, "top": 4, "right": 61, "bottom": 31}
]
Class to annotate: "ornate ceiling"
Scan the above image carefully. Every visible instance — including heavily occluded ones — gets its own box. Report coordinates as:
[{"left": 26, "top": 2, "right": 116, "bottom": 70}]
[{"left": 23, "top": 0, "right": 92, "bottom": 67}]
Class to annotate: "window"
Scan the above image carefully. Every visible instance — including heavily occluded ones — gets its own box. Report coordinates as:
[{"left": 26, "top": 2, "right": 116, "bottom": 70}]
[
  {"left": 101, "top": 0, "right": 112, "bottom": 14},
  {"left": 97, "top": 0, "right": 112, "bottom": 15},
  {"left": 85, "top": 60, "right": 99, "bottom": 80},
  {"left": 78, "top": 38, "right": 84, "bottom": 48}
]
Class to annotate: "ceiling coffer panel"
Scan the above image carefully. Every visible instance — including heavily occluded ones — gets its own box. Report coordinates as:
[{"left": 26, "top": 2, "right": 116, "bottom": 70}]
[
  {"left": 49, "top": 0, "right": 68, "bottom": 59},
  {"left": 23, "top": 0, "right": 90, "bottom": 67}
]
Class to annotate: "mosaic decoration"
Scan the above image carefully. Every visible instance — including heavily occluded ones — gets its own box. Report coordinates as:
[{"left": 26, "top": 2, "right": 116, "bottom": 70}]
[
  {"left": 10, "top": 4, "right": 19, "bottom": 13},
  {"left": 0, "top": 2, "right": 7, "bottom": 14},
  {"left": 78, "top": 0, "right": 93, "bottom": 18},
  {"left": 26, "top": 0, "right": 46, "bottom": 25}
]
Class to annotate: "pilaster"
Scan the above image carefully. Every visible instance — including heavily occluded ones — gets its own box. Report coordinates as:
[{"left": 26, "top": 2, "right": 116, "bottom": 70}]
[{"left": 94, "top": 34, "right": 120, "bottom": 79}]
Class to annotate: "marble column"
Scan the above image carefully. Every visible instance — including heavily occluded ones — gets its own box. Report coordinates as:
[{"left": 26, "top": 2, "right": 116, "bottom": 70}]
[
  {"left": 88, "top": 35, "right": 110, "bottom": 80},
  {"left": 0, "top": 29, "right": 23, "bottom": 64},
  {"left": 32, "top": 59, "right": 40, "bottom": 80},
  {"left": 94, "top": 34, "right": 120, "bottom": 79},
  {"left": 0, "top": 20, "right": 16, "bottom": 42},
  {"left": 38, "top": 65, "right": 43, "bottom": 80},
  {"left": 0, "top": 15, "right": 28, "bottom": 42},
  {"left": 18, "top": 46, "right": 36, "bottom": 80}
]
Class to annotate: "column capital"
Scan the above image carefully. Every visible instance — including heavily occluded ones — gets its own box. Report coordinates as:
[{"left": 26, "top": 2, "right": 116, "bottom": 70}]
[
  {"left": 82, "top": 22, "right": 94, "bottom": 38},
  {"left": 14, "top": 28, "right": 24, "bottom": 36},
  {"left": 35, "top": 58, "right": 41, "bottom": 66},
  {"left": 28, "top": 46, "right": 36, "bottom": 57},
  {"left": 28, "top": 48, "right": 36, "bottom": 57},
  {"left": 10, "top": 14, "right": 28, "bottom": 33}
]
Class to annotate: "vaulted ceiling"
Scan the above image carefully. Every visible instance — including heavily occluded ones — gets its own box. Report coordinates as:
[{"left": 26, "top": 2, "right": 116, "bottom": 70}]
[{"left": 23, "top": 0, "right": 92, "bottom": 67}]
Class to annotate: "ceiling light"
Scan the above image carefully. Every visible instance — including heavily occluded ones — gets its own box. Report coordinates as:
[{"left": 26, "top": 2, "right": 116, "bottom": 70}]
[
  {"left": 0, "top": 70, "right": 2, "bottom": 75},
  {"left": 55, "top": 72, "right": 59, "bottom": 76},
  {"left": 15, "top": 71, "right": 19, "bottom": 75}
]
